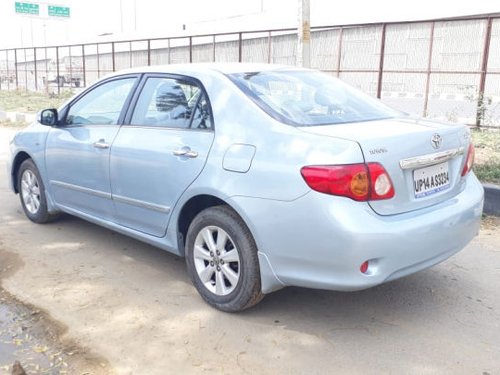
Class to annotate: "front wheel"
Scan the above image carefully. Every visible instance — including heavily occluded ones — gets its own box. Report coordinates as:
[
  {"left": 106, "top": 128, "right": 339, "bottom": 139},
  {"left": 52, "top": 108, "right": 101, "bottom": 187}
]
[
  {"left": 18, "top": 159, "right": 58, "bottom": 223},
  {"left": 185, "top": 206, "right": 264, "bottom": 312}
]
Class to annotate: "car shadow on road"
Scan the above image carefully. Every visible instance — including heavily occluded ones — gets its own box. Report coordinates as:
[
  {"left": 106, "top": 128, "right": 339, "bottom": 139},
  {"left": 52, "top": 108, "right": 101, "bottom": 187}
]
[
  {"left": 62, "top": 213, "right": 464, "bottom": 305},
  {"left": 55, "top": 213, "right": 466, "bottom": 324}
]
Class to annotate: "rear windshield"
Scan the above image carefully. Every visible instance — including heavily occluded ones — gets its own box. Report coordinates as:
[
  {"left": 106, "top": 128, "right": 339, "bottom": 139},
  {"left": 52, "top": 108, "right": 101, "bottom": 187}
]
[{"left": 228, "top": 70, "right": 402, "bottom": 126}]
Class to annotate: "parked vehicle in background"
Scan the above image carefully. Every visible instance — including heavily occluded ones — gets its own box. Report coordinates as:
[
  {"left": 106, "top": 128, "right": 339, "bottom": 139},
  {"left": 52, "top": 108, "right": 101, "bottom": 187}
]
[
  {"left": 7, "top": 63, "right": 484, "bottom": 312},
  {"left": 0, "top": 73, "right": 15, "bottom": 85},
  {"left": 43, "top": 59, "right": 82, "bottom": 87}
]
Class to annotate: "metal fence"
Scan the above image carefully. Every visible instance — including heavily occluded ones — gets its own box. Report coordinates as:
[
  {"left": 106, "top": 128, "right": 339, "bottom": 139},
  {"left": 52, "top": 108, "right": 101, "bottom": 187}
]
[{"left": 1, "top": 14, "right": 500, "bottom": 126}]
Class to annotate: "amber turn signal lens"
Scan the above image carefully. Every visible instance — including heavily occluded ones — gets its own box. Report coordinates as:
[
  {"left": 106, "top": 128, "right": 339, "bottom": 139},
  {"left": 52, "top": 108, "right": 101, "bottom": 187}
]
[{"left": 350, "top": 172, "right": 369, "bottom": 197}]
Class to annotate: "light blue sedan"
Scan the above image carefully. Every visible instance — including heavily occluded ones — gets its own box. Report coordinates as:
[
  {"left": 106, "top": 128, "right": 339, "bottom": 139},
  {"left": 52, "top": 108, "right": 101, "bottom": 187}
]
[{"left": 7, "top": 64, "right": 484, "bottom": 312}]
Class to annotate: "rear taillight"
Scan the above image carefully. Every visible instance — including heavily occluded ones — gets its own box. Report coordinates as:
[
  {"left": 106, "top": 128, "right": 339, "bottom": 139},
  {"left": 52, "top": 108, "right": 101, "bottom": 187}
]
[
  {"left": 461, "top": 143, "right": 475, "bottom": 177},
  {"left": 301, "top": 163, "right": 395, "bottom": 201}
]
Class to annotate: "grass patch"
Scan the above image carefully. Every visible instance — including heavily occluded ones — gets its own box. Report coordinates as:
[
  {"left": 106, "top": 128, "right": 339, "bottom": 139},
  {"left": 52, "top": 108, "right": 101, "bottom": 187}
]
[
  {"left": 474, "top": 161, "right": 500, "bottom": 183},
  {"left": 471, "top": 128, "right": 500, "bottom": 185},
  {"left": 0, "top": 90, "right": 74, "bottom": 113}
]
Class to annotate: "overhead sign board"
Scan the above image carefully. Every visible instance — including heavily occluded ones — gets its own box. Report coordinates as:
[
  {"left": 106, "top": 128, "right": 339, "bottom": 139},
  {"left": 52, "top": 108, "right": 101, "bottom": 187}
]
[
  {"left": 48, "top": 5, "right": 70, "bottom": 17},
  {"left": 15, "top": 2, "right": 40, "bottom": 15}
]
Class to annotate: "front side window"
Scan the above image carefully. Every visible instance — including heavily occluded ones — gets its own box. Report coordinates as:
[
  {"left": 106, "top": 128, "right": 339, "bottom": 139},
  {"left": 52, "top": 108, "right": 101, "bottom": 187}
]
[
  {"left": 65, "top": 78, "right": 136, "bottom": 125},
  {"left": 228, "top": 70, "right": 402, "bottom": 126},
  {"left": 131, "top": 77, "right": 212, "bottom": 129}
]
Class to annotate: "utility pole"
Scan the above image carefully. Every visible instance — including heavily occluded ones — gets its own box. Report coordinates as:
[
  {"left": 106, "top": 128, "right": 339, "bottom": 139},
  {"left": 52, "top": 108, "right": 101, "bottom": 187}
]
[
  {"left": 119, "top": 0, "right": 124, "bottom": 33},
  {"left": 297, "top": 0, "right": 310, "bottom": 67}
]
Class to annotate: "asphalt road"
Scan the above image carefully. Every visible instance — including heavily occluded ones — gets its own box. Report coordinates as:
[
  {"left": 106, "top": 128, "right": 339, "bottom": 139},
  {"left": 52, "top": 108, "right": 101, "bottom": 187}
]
[{"left": 0, "top": 126, "right": 499, "bottom": 374}]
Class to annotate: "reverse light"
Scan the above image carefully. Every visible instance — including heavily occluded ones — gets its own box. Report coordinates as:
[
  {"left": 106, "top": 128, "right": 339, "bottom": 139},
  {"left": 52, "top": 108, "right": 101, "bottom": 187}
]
[
  {"left": 301, "top": 163, "right": 395, "bottom": 201},
  {"left": 461, "top": 143, "right": 475, "bottom": 177},
  {"left": 369, "top": 163, "right": 395, "bottom": 199}
]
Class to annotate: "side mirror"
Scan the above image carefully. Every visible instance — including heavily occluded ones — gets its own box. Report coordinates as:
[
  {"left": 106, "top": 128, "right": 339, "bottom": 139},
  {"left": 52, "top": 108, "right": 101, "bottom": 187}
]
[{"left": 38, "top": 108, "right": 58, "bottom": 126}]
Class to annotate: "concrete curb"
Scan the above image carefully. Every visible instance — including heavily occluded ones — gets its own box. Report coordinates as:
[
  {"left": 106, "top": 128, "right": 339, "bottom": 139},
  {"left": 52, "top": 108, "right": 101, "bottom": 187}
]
[
  {"left": 483, "top": 183, "right": 500, "bottom": 217},
  {"left": 0, "top": 110, "right": 36, "bottom": 123}
]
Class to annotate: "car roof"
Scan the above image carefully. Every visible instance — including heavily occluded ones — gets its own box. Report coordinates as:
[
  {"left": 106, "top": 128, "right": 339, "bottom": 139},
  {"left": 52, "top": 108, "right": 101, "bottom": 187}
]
[{"left": 107, "top": 63, "right": 307, "bottom": 78}]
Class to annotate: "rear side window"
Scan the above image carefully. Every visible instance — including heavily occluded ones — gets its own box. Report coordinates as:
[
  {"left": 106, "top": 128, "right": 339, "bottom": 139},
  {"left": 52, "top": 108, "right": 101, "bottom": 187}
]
[
  {"left": 131, "top": 77, "right": 212, "bottom": 129},
  {"left": 228, "top": 70, "right": 401, "bottom": 126}
]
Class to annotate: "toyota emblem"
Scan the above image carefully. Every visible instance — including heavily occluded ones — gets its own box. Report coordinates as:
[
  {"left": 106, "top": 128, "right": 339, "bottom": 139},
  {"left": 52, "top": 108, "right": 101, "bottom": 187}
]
[{"left": 431, "top": 133, "right": 442, "bottom": 149}]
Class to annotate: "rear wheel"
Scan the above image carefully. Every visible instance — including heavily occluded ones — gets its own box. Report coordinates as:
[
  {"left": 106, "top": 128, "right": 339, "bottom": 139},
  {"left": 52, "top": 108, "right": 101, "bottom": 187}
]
[
  {"left": 18, "top": 159, "right": 58, "bottom": 223},
  {"left": 185, "top": 206, "right": 264, "bottom": 312}
]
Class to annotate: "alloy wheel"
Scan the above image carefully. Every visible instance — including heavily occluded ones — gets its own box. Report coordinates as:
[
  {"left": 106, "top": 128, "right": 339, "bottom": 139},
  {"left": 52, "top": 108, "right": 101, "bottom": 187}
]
[
  {"left": 193, "top": 225, "right": 241, "bottom": 296},
  {"left": 21, "top": 169, "right": 41, "bottom": 215}
]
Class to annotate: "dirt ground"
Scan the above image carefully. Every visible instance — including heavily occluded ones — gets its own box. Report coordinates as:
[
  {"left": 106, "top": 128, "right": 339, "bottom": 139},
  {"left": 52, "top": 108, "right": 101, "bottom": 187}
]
[{"left": 0, "top": 126, "right": 500, "bottom": 374}]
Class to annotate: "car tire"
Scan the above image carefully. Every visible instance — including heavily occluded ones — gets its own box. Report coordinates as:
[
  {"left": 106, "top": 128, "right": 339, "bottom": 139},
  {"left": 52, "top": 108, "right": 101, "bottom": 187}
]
[
  {"left": 17, "top": 159, "right": 58, "bottom": 224},
  {"left": 185, "top": 205, "right": 264, "bottom": 312}
]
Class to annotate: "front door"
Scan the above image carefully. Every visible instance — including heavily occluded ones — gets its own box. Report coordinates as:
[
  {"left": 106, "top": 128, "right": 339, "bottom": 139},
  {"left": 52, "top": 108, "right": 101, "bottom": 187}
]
[
  {"left": 45, "top": 76, "right": 138, "bottom": 220},
  {"left": 110, "top": 75, "right": 215, "bottom": 237}
]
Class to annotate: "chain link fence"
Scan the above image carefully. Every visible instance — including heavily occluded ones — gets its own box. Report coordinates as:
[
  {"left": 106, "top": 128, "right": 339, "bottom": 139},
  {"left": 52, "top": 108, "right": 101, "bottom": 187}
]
[{"left": 1, "top": 14, "right": 499, "bottom": 126}]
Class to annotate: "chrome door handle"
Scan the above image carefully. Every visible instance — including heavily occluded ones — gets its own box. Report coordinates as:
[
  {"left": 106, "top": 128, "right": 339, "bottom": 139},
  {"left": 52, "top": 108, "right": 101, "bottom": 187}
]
[
  {"left": 93, "top": 139, "right": 110, "bottom": 149},
  {"left": 173, "top": 147, "right": 198, "bottom": 158}
]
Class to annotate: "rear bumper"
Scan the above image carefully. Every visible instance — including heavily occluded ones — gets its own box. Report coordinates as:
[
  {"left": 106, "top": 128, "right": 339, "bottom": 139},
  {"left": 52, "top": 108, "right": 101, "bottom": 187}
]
[{"left": 230, "top": 174, "right": 484, "bottom": 294}]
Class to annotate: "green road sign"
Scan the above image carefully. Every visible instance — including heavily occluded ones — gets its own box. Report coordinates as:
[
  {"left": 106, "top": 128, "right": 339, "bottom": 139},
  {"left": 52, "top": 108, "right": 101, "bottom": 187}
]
[
  {"left": 48, "top": 5, "right": 70, "bottom": 17},
  {"left": 15, "top": 2, "right": 40, "bottom": 15}
]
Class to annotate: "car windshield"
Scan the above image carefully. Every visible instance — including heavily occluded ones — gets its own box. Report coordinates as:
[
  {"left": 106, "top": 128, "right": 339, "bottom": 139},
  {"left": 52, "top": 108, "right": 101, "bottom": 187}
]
[{"left": 228, "top": 70, "right": 402, "bottom": 126}]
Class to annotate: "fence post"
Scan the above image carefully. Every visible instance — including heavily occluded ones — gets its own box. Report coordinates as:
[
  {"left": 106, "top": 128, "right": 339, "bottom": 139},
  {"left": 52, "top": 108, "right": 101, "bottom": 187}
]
[
  {"left": 423, "top": 21, "right": 436, "bottom": 117},
  {"left": 168, "top": 39, "right": 171, "bottom": 64},
  {"left": 34, "top": 47, "right": 38, "bottom": 91},
  {"left": 189, "top": 36, "right": 193, "bottom": 63},
  {"left": 147, "top": 40, "right": 151, "bottom": 66},
  {"left": 129, "top": 41, "right": 132, "bottom": 68},
  {"left": 376, "top": 24, "right": 386, "bottom": 99},
  {"left": 267, "top": 31, "right": 272, "bottom": 63},
  {"left": 23, "top": 49, "right": 28, "bottom": 92},
  {"left": 477, "top": 17, "right": 493, "bottom": 127},
  {"left": 69, "top": 47, "right": 73, "bottom": 88},
  {"left": 6, "top": 50, "right": 11, "bottom": 90},
  {"left": 14, "top": 49, "right": 19, "bottom": 90},
  {"left": 112, "top": 42, "right": 116, "bottom": 72},
  {"left": 82, "top": 44, "right": 87, "bottom": 88},
  {"left": 336, "top": 27, "right": 343, "bottom": 77},
  {"left": 56, "top": 46, "right": 60, "bottom": 95},
  {"left": 44, "top": 47, "right": 48, "bottom": 93},
  {"left": 238, "top": 32, "right": 242, "bottom": 62},
  {"left": 96, "top": 44, "right": 100, "bottom": 79},
  {"left": 212, "top": 35, "right": 216, "bottom": 62}
]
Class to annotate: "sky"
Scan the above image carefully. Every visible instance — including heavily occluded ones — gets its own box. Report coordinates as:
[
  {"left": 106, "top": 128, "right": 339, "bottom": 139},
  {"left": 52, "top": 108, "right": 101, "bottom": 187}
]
[{"left": 0, "top": 0, "right": 499, "bottom": 49}]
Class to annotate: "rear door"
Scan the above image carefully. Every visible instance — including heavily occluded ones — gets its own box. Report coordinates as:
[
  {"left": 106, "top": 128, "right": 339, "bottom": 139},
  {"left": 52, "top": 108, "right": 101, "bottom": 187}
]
[{"left": 109, "top": 74, "right": 215, "bottom": 237}]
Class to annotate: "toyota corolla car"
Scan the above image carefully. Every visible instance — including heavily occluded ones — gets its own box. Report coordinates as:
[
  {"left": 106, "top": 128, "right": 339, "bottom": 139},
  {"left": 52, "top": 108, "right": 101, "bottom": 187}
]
[{"left": 8, "top": 63, "right": 484, "bottom": 312}]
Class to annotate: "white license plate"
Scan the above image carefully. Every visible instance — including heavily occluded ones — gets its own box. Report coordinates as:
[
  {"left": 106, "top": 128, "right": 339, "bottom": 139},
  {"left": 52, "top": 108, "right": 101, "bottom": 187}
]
[{"left": 413, "top": 162, "right": 450, "bottom": 198}]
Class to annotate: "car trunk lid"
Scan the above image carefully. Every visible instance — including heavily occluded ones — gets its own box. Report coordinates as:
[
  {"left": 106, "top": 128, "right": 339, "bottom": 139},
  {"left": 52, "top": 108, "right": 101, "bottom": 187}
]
[{"left": 298, "top": 117, "right": 471, "bottom": 215}]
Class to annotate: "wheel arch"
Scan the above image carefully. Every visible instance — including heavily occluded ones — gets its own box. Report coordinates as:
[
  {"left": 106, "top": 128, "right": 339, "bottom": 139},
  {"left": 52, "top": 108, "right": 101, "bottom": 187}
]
[
  {"left": 176, "top": 193, "right": 264, "bottom": 257},
  {"left": 11, "top": 151, "right": 33, "bottom": 193},
  {"left": 177, "top": 194, "right": 228, "bottom": 256}
]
